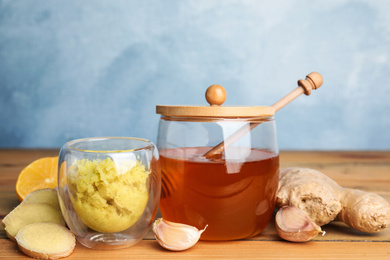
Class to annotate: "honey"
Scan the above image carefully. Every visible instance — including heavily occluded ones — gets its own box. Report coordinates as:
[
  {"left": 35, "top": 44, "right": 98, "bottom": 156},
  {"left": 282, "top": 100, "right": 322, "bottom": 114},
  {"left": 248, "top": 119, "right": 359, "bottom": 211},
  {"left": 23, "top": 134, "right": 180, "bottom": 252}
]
[{"left": 159, "top": 147, "right": 279, "bottom": 241}]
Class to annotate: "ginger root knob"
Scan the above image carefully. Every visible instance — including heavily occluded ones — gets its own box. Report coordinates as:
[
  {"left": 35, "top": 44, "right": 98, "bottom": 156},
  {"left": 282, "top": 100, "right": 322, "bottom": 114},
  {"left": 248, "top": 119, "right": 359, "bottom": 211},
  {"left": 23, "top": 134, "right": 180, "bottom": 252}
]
[{"left": 276, "top": 168, "right": 390, "bottom": 233}]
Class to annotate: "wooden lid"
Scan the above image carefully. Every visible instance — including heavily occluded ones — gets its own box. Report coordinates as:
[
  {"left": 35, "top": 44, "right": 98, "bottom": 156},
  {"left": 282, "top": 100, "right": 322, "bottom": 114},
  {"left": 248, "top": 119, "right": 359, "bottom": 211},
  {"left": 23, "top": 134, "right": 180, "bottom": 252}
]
[{"left": 156, "top": 84, "right": 275, "bottom": 118}]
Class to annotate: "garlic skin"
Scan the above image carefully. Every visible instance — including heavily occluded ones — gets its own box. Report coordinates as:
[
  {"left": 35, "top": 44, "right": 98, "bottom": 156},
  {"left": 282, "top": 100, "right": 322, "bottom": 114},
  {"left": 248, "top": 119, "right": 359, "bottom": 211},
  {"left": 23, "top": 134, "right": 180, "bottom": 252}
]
[
  {"left": 275, "top": 206, "right": 325, "bottom": 242},
  {"left": 152, "top": 218, "right": 207, "bottom": 251}
]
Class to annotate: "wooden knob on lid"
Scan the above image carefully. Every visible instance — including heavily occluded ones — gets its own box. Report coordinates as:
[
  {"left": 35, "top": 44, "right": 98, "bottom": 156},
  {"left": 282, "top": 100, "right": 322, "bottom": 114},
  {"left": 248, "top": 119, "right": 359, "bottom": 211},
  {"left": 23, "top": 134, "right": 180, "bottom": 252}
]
[
  {"left": 297, "top": 72, "right": 324, "bottom": 96},
  {"left": 205, "top": 84, "right": 227, "bottom": 106}
]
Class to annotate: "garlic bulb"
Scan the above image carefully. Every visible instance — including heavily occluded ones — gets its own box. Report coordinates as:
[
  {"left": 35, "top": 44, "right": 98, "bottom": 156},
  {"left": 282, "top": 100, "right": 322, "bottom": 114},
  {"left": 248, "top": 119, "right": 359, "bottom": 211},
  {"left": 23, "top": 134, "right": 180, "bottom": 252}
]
[
  {"left": 152, "top": 218, "right": 207, "bottom": 251},
  {"left": 275, "top": 206, "right": 325, "bottom": 242}
]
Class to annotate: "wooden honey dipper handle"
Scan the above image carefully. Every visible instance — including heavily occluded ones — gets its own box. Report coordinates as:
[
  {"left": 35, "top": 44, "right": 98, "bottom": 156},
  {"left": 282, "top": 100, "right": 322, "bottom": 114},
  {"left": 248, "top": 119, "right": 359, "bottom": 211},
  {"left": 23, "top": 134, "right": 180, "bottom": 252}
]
[
  {"left": 203, "top": 72, "right": 324, "bottom": 159},
  {"left": 272, "top": 72, "right": 323, "bottom": 112}
]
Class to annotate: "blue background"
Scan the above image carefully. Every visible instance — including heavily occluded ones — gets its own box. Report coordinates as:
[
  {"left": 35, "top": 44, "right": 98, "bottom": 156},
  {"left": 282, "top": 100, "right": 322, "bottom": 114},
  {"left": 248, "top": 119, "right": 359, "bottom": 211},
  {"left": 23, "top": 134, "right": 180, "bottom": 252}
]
[{"left": 1, "top": 0, "right": 389, "bottom": 150}]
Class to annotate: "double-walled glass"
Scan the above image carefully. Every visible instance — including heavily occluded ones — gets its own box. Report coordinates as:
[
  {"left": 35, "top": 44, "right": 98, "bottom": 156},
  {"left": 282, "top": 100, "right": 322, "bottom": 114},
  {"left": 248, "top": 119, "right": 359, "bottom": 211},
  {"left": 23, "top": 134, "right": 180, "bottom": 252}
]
[
  {"left": 58, "top": 137, "right": 161, "bottom": 249},
  {"left": 157, "top": 116, "right": 279, "bottom": 241}
]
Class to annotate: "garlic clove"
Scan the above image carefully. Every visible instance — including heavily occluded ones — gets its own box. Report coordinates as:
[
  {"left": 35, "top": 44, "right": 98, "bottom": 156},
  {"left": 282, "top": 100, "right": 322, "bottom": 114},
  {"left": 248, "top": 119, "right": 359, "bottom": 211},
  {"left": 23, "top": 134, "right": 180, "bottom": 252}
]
[
  {"left": 152, "top": 218, "right": 207, "bottom": 251},
  {"left": 275, "top": 206, "right": 325, "bottom": 242}
]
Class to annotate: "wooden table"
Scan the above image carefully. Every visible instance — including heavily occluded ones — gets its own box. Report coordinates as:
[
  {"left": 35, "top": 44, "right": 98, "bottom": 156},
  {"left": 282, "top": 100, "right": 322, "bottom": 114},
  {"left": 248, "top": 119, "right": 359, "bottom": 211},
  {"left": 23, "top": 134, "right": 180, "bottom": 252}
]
[{"left": 1, "top": 149, "right": 389, "bottom": 259}]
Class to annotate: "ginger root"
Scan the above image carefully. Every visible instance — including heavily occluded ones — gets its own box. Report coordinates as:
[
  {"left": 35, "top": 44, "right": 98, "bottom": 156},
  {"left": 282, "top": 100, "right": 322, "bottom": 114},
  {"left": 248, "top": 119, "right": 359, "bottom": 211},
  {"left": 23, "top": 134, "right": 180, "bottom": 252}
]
[
  {"left": 2, "top": 188, "right": 65, "bottom": 241},
  {"left": 16, "top": 222, "right": 75, "bottom": 260},
  {"left": 276, "top": 168, "right": 390, "bottom": 233},
  {"left": 2, "top": 203, "right": 65, "bottom": 240},
  {"left": 22, "top": 188, "right": 60, "bottom": 210}
]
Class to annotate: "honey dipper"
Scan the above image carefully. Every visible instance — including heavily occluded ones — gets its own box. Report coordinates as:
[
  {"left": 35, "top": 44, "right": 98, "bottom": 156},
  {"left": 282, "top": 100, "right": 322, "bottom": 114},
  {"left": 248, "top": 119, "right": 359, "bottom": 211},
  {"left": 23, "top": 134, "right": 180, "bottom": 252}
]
[{"left": 203, "top": 72, "right": 324, "bottom": 158}]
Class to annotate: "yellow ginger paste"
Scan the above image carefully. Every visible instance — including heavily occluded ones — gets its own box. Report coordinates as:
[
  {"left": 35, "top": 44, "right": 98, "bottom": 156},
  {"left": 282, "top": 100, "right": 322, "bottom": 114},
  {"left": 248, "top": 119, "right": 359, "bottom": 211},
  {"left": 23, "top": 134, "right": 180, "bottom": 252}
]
[{"left": 68, "top": 157, "right": 150, "bottom": 233}]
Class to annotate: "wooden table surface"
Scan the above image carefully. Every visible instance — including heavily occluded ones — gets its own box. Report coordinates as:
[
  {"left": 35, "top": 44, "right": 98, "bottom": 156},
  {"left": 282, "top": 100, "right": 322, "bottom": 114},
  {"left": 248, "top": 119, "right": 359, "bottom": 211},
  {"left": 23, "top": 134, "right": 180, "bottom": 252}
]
[{"left": 1, "top": 149, "right": 389, "bottom": 259}]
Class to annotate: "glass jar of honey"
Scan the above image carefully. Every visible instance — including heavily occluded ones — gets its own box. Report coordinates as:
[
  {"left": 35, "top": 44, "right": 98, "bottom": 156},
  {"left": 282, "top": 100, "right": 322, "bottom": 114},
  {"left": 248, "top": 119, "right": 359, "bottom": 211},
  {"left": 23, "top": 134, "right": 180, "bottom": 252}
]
[{"left": 156, "top": 85, "right": 279, "bottom": 241}]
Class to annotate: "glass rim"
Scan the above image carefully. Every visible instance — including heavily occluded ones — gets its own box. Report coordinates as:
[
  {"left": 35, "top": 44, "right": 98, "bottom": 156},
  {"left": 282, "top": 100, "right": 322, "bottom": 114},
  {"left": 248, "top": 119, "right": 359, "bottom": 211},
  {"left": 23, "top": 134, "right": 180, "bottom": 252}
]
[
  {"left": 64, "top": 137, "right": 155, "bottom": 153},
  {"left": 160, "top": 115, "right": 275, "bottom": 123}
]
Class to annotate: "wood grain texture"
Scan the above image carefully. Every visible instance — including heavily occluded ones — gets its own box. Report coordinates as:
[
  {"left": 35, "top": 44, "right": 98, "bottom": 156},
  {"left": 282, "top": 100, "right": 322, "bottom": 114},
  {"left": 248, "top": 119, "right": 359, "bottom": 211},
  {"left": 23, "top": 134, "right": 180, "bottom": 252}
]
[
  {"left": 1, "top": 239, "right": 390, "bottom": 260},
  {"left": 0, "top": 149, "right": 389, "bottom": 259}
]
